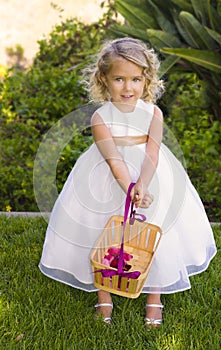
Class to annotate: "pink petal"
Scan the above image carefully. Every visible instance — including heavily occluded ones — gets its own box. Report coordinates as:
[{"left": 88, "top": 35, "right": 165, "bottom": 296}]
[{"left": 101, "top": 258, "right": 111, "bottom": 266}]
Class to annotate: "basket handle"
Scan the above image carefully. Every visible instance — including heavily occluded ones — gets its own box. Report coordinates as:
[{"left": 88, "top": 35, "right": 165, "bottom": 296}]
[
  {"left": 95, "top": 183, "right": 146, "bottom": 280},
  {"left": 123, "top": 183, "right": 136, "bottom": 230},
  {"left": 118, "top": 183, "right": 146, "bottom": 274}
]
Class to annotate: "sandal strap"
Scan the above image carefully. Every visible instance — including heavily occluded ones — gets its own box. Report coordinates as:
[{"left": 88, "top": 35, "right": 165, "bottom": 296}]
[
  {"left": 94, "top": 314, "right": 112, "bottom": 324},
  {"left": 145, "top": 317, "right": 162, "bottom": 325},
  {"left": 146, "top": 303, "right": 164, "bottom": 309},
  {"left": 95, "top": 303, "right": 113, "bottom": 308},
  {"left": 95, "top": 304, "right": 113, "bottom": 324}
]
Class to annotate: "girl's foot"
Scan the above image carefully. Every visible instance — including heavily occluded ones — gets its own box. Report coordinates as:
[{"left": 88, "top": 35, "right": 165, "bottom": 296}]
[
  {"left": 96, "top": 290, "right": 113, "bottom": 324},
  {"left": 145, "top": 303, "right": 163, "bottom": 328},
  {"left": 95, "top": 303, "right": 113, "bottom": 324}
]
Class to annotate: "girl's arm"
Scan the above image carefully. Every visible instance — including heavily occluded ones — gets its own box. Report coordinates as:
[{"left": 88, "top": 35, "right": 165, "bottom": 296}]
[
  {"left": 91, "top": 112, "right": 132, "bottom": 194},
  {"left": 130, "top": 105, "right": 163, "bottom": 207}
]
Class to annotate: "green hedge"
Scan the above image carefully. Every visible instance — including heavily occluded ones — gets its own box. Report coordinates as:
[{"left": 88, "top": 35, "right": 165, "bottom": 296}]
[
  {"left": 162, "top": 73, "right": 221, "bottom": 221},
  {"left": 0, "top": 15, "right": 112, "bottom": 212}
]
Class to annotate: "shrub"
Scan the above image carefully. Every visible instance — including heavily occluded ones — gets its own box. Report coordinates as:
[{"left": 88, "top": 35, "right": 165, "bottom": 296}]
[
  {"left": 0, "top": 14, "right": 114, "bottom": 212},
  {"left": 163, "top": 73, "right": 221, "bottom": 221}
]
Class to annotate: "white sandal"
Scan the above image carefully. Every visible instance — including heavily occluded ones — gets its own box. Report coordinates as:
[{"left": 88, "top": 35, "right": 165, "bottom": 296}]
[
  {"left": 95, "top": 303, "right": 113, "bottom": 324},
  {"left": 145, "top": 303, "right": 164, "bottom": 327}
]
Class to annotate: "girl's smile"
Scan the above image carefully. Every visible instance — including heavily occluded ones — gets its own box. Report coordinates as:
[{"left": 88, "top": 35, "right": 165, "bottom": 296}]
[{"left": 102, "top": 58, "right": 145, "bottom": 112}]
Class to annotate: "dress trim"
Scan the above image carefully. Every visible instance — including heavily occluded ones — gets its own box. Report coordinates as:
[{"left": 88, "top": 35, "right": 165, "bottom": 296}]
[{"left": 112, "top": 134, "right": 148, "bottom": 146}]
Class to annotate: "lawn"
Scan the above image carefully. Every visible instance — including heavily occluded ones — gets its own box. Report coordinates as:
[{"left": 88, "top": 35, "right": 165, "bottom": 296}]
[{"left": 0, "top": 215, "right": 220, "bottom": 350}]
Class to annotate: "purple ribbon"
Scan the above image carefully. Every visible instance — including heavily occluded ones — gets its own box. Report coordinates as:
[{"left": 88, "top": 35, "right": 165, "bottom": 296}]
[
  {"left": 98, "top": 269, "right": 141, "bottom": 279},
  {"left": 96, "top": 183, "right": 146, "bottom": 280}
]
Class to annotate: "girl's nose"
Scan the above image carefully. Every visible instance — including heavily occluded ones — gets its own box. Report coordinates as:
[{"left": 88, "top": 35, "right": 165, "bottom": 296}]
[{"left": 124, "top": 81, "right": 132, "bottom": 90}]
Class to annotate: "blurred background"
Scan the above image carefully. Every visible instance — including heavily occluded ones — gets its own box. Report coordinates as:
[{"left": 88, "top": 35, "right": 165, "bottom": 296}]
[
  {"left": 0, "top": 0, "right": 220, "bottom": 222},
  {"left": 0, "top": 0, "right": 104, "bottom": 66}
]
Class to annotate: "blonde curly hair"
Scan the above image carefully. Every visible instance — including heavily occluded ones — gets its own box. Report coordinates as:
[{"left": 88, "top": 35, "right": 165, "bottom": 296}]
[{"left": 84, "top": 37, "right": 164, "bottom": 103}]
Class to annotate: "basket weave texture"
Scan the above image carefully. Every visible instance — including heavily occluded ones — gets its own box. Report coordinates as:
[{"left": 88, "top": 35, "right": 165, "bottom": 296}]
[{"left": 90, "top": 215, "right": 162, "bottom": 298}]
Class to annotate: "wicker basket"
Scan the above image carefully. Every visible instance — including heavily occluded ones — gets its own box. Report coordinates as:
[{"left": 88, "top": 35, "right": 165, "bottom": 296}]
[{"left": 90, "top": 215, "right": 162, "bottom": 298}]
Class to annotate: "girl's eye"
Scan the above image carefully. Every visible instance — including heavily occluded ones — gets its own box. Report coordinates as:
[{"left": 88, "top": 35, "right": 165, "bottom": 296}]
[
  {"left": 115, "top": 78, "right": 123, "bottom": 82},
  {"left": 133, "top": 78, "right": 141, "bottom": 82}
]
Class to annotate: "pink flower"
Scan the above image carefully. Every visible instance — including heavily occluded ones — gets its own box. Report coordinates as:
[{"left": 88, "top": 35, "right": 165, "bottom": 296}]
[
  {"left": 101, "top": 258, "right": 111, "bottom": 266},
  {"left": 107, "top": 247, "right": 133, "bottom": 261},
  {"left": 102, "top": 246, "right": 133, "bottom": 270}
]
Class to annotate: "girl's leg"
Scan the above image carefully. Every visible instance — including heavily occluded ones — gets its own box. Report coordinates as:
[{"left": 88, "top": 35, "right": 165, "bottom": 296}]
[
  {"left": 146, "top": 293, "right": 163, "bottom": 326},
  {"left": 96, "top": 290, "right": 113, "bottom": 319}
]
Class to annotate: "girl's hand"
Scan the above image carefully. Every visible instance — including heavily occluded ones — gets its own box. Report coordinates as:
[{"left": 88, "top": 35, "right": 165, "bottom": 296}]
[
  {"left": 130, "top": 183, "right": 143, "bottom": 208},
  {"left": 130, "top": 183, "right": 153, "bottom": 208},
  {"left": 140, "top": 192, "right": 154, "bottom": 208}
]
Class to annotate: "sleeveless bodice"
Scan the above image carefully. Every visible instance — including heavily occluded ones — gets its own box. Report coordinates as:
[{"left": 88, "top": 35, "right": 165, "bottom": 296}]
[{"left": 96, "top": 99, "right": 154, "bottom": 137}]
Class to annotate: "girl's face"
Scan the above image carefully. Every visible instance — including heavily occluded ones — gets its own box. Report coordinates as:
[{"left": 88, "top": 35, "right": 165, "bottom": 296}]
[{"left": 102, "top": 58, "right": 145, "bottom": 111}]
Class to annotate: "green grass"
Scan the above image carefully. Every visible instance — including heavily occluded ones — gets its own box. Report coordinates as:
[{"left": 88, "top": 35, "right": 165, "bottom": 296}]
[{"left": 0, "top": 215, "right": 220, "bottom": 350}]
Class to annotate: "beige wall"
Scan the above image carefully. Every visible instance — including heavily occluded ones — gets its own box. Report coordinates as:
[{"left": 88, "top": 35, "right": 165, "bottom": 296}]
[{"left": 0, "top": 0, "right": 105, "bottom": 66}]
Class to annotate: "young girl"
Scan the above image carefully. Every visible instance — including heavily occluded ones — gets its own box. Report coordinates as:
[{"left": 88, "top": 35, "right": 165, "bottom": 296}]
[{"left": 39, "top": 37, "right": 217, "bottom": 327}]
